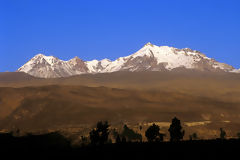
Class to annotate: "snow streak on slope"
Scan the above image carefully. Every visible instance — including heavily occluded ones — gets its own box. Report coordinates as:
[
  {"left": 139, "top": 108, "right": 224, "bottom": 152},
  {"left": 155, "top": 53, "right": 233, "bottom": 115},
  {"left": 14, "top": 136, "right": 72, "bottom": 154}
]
[{"left": 18, "top": 43, "right": 236, "bottom": 78}]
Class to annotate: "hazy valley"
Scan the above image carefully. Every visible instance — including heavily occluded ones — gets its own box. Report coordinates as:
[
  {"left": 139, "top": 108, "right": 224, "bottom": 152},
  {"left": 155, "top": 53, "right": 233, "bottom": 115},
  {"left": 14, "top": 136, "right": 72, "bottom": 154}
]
[{"left": 0, "top": 71, "right": 240, "bottom": 140}]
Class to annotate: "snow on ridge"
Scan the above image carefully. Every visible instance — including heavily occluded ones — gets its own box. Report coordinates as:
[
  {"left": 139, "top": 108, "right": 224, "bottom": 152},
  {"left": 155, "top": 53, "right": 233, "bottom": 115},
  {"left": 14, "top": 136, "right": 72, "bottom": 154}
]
[
  {"left": 18, "top": 43, "right": 238, "bottom": 78},
  {"left": 100, "top": 59, "right": 112, "bottom": 68},
  {"left": 85, "top": 60, "right": 99, "bottom": 73},
  {"left": 230, "top": 69, "right": 240, "bottom": 73},
  {"left": 129, "top": 43, "right": 204, "bottom": 70},
  {"left": 103, "top": 57, "right": 126, "bottom": 72}
]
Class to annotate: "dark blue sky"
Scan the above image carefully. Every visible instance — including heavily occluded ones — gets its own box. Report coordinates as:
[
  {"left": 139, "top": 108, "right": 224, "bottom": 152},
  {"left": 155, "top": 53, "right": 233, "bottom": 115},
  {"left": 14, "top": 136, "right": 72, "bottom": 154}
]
[{"left": 1, "top": 0, "right": 240, "bottom": 72}]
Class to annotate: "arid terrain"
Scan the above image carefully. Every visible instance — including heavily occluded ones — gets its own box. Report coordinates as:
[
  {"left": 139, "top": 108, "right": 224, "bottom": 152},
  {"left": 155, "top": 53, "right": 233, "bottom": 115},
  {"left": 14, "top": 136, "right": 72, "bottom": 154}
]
[{"left": 0, "top": 71, "right": 240, "bottom": 140}]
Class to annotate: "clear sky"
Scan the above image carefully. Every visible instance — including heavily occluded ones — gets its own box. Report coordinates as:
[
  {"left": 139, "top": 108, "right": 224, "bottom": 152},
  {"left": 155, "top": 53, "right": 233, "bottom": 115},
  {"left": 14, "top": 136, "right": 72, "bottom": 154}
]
[{"left": 1, "top": 0, "right": 240, "bottom": 72}]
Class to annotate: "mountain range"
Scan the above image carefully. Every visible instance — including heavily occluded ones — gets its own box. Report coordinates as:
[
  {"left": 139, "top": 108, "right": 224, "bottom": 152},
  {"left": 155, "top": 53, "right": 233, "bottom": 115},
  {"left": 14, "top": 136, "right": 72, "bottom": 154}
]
[
  {"left": 18, "top": 42, "right": 239, "bottom": 78},
  {"left": 2, "top": 42, "right": 240, "bottom": 137}
]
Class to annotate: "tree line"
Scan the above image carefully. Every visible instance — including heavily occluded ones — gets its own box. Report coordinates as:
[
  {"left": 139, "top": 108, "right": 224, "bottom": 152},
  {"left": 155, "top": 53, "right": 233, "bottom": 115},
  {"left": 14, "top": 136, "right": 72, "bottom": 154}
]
[
  {"left": 87, "top": 117, "right": 232, "bottom": 145},
  {"left": 88, "top": 117, "right": 185, "bottom": 145}
]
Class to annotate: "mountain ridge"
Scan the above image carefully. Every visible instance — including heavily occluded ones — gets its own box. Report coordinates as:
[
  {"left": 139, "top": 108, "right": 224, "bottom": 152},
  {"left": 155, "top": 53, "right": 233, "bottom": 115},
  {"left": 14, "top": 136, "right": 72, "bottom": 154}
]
[{"left": 18, "top": 42, "right": 237, "bottom": 78}]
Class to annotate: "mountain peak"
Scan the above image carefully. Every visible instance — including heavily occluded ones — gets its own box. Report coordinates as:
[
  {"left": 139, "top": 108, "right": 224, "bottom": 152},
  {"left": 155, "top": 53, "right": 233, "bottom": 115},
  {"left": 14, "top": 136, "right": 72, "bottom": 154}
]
[
  {"left": 69, "top": 56, "right": 84, "bottom": 64},
  {"left": 34, "top": 53, "right": 45, "bottom": 58},
  {"left": 32, "top": 53, "right": 59, "bottom": 61},
  {"left": 69, "top": 56, "right": 82, "bottom": 61},
  {"left": 73, "top": 56, "right": 80, "bottom": 59},
  {"left": 144, "top": 42, "right": 154, "bottom": 47}
]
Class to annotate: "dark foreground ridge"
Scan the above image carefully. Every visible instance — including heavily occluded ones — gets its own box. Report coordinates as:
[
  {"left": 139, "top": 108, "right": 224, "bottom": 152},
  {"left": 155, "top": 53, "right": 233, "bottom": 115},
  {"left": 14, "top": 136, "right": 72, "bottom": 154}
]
[{"left": 0, "top": 132, "right": 239, "bottom": 160}]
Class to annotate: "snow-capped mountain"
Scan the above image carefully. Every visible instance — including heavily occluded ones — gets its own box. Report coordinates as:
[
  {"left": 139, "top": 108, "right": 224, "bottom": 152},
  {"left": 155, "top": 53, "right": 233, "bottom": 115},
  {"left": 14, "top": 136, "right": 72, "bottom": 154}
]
[
  {"left": 18, "top": 42, "right": 236, "bottom": 78},
  {"left": 18, "top": 54, "right": 88, "bottom": 78}
]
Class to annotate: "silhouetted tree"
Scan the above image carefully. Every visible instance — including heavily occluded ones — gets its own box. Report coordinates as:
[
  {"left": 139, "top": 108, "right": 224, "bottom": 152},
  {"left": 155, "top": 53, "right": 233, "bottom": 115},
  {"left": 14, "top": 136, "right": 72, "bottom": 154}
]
[
  {"left": 145, "top": 123, "right": 164, "bottom": 142},
  {"left": 192, "top": 133, "right": 198, "bottom": 140},
  {"left": 108, "top": 139, "right": 112, "bottom": 144},
  {"left": 80, "top": 136, "right": 88, "bottom": 146},
  {"left": 16, "top": 129, "right": 20, "bottom": 136},
  {"left": 89, "top": 128, "right": 100, "bottom": 145},
  {"left": 122, "top": 136, "right": 127, "bottom": 143},
  {"left": 189, "top": 135, "right": 192, "bottom": 140},
  {"left": 116, "top": 134, "right": 121, "bottom": 143},
  {"left": 237, "top": 132, "right": 240, "bottom": 139},
  {"left": 121, "top": 125, "right": 142, "bottom": 142},
  {"left": 168, "top": 117, "right": 185, "bottom": 142},
  {"left": 111, "top": 128, "right": 119, "bottom": 139},
  {"left": 189, "top": 133, "right": 198, "bottom": 140},
  {"left": 97, "top": 121, "right": 110, "bottom": 144},
  {"left": 89, "top": 121, "right": 110, "bottom": 145},
  {"left": 220, "top": 128, "right": 226, "bottom": 139}
]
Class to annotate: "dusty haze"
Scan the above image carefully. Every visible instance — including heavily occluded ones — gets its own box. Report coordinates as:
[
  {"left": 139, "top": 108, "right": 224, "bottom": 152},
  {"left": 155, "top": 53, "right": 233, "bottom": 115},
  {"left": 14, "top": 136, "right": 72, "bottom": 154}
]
[{"left": 0, "top": 71, "right": 240, "bottom": 139}]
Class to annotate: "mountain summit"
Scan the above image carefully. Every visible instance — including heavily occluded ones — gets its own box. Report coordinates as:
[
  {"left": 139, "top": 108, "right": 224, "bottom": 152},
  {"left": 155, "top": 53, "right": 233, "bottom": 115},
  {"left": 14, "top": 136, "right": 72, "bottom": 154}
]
[{"left": 18, "top": 43, "right": 235, "bottom": 78}]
